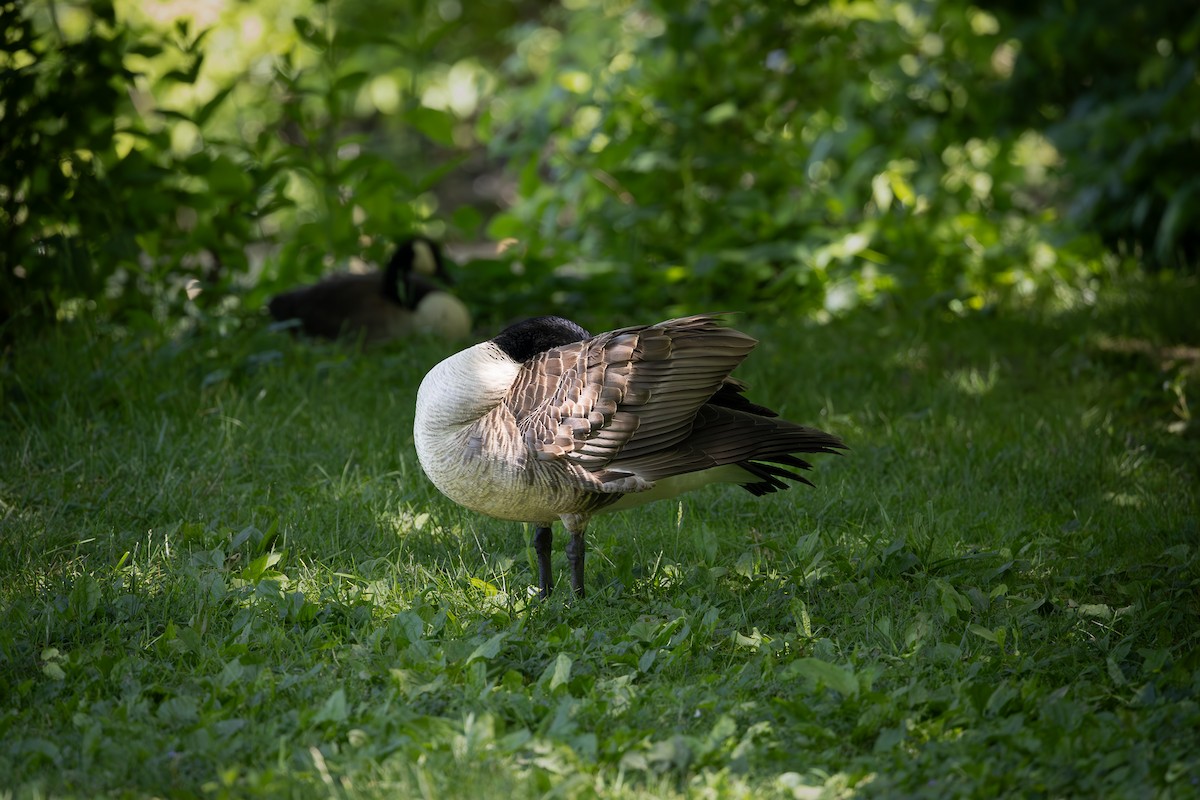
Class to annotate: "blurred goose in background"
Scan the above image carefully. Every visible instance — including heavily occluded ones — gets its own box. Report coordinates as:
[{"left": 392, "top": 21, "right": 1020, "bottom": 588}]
[
  {"left": 414, "top": 313, "right": 846, "bottom": 599},
  {"left": 267, "top": 237, "right": 472, "bottom": 343}
]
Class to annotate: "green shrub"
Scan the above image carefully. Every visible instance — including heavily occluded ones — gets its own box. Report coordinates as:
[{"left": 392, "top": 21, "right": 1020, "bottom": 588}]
[
  {"left": 3, "top": 0, "right": 1182, "bottom": 336},
  {"left": 988, "top": 0, "right": 1200, "bottom": 270},
  {"left": 480, "top": 0, "right": 1113, "bottom": 323}
]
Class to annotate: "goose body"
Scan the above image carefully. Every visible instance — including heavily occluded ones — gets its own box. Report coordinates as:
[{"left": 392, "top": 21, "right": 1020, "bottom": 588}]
[
  {"left": 268, "top": 237, "right": 471, "bottom": 343},
  {"left": 413, "top": 314, "right": 846, "bottom": 598}
]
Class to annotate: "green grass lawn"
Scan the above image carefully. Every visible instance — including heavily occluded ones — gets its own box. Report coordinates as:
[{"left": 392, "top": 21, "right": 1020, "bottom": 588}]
[{"left": 2, "top": 279, "right": 1198, "bottom": 798}]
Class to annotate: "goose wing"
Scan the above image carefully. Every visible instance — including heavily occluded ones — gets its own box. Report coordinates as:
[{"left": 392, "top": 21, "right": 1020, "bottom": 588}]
[
  {"left": 504, "top": 314, "right": 758, "bottom": 490},
  {"left": 616, "top": 403, "right": 847, "bottom": 493}
]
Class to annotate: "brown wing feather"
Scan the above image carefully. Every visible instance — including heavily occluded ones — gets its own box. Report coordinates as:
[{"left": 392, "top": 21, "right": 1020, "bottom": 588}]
[
  {"left": 505, "top": 314, "right": 756, "bottom": 475},
  {"left": 616, "top": 404, "right": 847, "bottom": 488},
  {"left": 603, "top": 318, "right": 757, "bottom": 459},
  {"left": 503, "top": 313, "right": 845, "bottom": 496}
]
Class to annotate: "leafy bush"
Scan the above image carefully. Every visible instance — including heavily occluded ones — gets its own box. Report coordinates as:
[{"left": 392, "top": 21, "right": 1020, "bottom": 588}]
[
  {"left": 3, "top": 0, "right": 1186, "bottom": 336},
  {"left": 985, "top": 0, "right": 1200, "bottom": 270},
  {"left": 1, "top": 0, "right": 141, "bottom": 327},
  {"left": 0, "top": 0, "right": 504, "bottom": 334},
  {"left": 0, "top": 0, "right": 293, "bottom": 332},
  {"left": 481, "top": 0, "right": 1113, "bottom": 322}
]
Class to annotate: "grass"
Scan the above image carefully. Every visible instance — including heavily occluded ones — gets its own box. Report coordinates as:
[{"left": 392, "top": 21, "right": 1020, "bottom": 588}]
[{"left": 1, "top": 278, "right": 1198, "bottom": 798}]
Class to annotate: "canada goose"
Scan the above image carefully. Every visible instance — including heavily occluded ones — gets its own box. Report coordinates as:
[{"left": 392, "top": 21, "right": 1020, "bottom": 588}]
[
  {"left": 414, "top": 313, "right": 846, "bottom": 599},
  {"left": 267, "top": 237, "right": 471, "bottom": 343}
]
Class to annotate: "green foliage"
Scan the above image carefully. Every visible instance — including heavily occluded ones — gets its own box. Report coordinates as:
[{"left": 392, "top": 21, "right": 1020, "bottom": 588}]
[
  {"left": 0, "top": 0, "right": 506, "bottom": 333},
  {"left": 6, "top": 0, "right": 1197, "bottom": 334},
  {"left": 0, "top": 0, "right": 291, "bottom": 330},
  {"left": 990, "top": 0, "right": 1200, "bottom": 270},
  {"left": 1, "top": 279, "right": 1198, "bottom": 796},
  {"left": 1, "top": 0, "right": 136, "bottom": 324},
  {"left": 482, "top": 0, "right": 1113, "bottom": 322},
  {"left": 6, "top": 0, "right": 1181, "bottom": 336}
]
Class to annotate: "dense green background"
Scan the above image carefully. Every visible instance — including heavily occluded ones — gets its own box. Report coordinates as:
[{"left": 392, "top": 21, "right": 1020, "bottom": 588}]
[
  {"left": 4, "top": 0, "right": 1198, "bottom": 330},
  {"left": 2, "top": 1, "right": 1198, "bottom": 798}
]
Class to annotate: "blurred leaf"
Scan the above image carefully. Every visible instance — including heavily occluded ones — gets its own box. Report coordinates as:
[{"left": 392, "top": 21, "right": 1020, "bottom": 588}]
[
  {"left": 313, "top": 689, "right": 348, "bottom": 723},
  {"left": 787, "top": 657, "right": 859, "bottom": 697},
  {"left": 162, "top": 54, "right": 204, "bottom": 85},
  {"left": 194, "top": 85, "right": 234, "bottom": 127},
  {"left": 452, "top": 205, "right": 484, "bottom": 235},
  {"left": 548, "top": 653, "right": 572, "bottom": 692},
  {"left": 333, "top": 70, "right": 370, "bottom": 95},
  {"left": 702, "top": 101, "right": 737, "bottom": 125},
  {"left": 1155, "top": 181, "right": 1199, "bottom": 265},
  {"left": 408, "top": 106, "right": 456, "bottom": 146},
  {"left": 207, "top": 154, "right": 252, "bottom": 195},
  {"left": 465, "top": 633, "right": 506, "bottom": 665},
  {"left": 293, "top": 16, "right": 328, "bottom": 51}
]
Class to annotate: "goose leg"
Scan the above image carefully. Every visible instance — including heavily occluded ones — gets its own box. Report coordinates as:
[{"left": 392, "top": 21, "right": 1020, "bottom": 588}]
[
  {"left": 561, "top": 513, "right": 589, "bottom": 598},
  {"left": 533, "top": 524, "right": 553, "bottom": 599},
  {"left": 566, "top": 531, "right": 585, "bottom": 598}
]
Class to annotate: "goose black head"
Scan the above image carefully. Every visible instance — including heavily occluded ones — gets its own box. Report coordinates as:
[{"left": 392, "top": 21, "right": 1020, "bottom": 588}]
[
  {"left": 384, "top": 237, "right": 454, "bottom": 308},
  {"left": 492, "top": 316, "right": 592, "bottom": 363}
]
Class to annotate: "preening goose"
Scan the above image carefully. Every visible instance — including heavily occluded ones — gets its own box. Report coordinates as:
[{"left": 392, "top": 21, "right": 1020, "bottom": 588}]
[
  {"left": 267, "top": 237, "right": 471, "bottom": 343},
  {"left": 413, "top": 313, "right": 846, "bottom": 599}
]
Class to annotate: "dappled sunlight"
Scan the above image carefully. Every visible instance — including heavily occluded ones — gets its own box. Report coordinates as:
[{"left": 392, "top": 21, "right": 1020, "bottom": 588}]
[
  {"left": 883, "top": 341, "right": 930, "bottom": 374},
  {"left": 1103, "top": 491, "right": 1143, "bottom": 509},
  {"left": 420, "top": 60, "right": 495, "bottom": 120},
  {"left": 134, "top": 0, "right": 227, "bottom": 29},
  {"left": 378, "top": 507, "right": 433, "bottom": 538},
  {"left": 947, "top": 360, "right": 1001, "bottom": 397}
]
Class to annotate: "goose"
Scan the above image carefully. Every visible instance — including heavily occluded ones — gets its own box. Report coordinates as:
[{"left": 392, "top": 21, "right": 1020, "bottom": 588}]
[
  {"left": 413, "top": 313, "right": 846, "bottom": 599},
  {"left": 267, "top": 237, "right": 471, "bottom": 343}
]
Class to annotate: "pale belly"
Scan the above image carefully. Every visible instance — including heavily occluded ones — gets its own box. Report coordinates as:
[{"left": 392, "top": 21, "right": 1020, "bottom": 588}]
[
  {"left": 420, "top": 445, "right": 618, "bottom": 524},
  {"left": 423, "top": 447, "right": 755, "bottom": 525}
]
